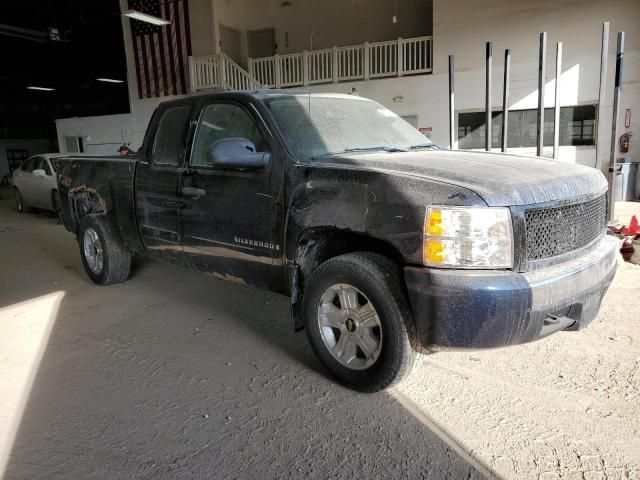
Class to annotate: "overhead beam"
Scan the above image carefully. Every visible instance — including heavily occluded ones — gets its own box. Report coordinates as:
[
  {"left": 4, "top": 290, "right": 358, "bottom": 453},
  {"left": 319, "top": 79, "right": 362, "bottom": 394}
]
[{"left": 0, "top": 24, "right": 48, "bottom": 42}]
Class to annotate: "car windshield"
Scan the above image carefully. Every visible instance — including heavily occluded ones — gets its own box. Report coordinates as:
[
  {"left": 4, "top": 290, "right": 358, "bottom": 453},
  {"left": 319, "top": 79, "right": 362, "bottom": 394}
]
[{"left": 265, "top": 95, "right": 434, "bottom": 160}]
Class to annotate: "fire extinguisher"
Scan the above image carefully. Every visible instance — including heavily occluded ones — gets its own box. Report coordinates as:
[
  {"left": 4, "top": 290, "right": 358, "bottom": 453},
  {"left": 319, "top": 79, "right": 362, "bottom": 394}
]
[
  {"left": 620, "top": 132, "right": 632, "bottom": 154},
  {"left": 619, "top": 108, "right": 632, "bottom": 154}
]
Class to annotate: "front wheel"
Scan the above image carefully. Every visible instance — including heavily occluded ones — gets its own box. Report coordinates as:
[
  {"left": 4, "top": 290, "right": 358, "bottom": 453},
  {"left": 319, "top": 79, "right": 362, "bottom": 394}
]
[
  {"left": 78, "top": 215, "right": 132, "bottom": 285},
  {"left": 303, "top": 252, "right": 418, "bottom": 392}
]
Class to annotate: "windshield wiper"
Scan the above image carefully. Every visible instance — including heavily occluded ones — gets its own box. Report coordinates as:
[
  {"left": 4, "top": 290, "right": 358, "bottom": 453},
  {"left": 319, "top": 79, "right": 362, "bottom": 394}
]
[
  {"left": 311, "top": 145, "right": 408, "bottom": 160},
  {"left": 346, "top": 145, "right": 409, "bottom": 153},
  {"left": 409, "top": 143, "right": 439, "bottom": 150}
]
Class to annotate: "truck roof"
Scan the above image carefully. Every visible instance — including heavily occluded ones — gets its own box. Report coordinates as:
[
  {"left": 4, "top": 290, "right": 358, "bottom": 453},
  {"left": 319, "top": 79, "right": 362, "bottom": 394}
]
[{"left": 165, "top": 89, "right": 370, "bottom": 106}]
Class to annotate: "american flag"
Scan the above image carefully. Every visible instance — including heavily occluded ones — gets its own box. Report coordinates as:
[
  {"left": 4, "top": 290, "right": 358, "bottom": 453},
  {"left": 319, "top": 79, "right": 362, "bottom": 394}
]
[{"left": 129, "top": 0, "right": 192, "bottom": 98}]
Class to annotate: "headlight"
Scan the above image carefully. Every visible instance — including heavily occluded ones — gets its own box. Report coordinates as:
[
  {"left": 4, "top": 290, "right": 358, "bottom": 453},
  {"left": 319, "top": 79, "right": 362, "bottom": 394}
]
[{"left": 423, "top": 206, "right": 513, "bottom": 268}]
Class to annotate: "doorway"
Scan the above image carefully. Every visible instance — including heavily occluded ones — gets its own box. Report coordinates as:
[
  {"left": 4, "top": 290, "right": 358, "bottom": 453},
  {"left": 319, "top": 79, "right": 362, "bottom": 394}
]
[
  {"left": 247, "top": 28, "right": 275, "bottom": 58},
  {"left": 64, "top": 136, "right": 84, "bottom": 153},
  {"left": 219, "top": 25, "right": 242, "bottom": 65}
]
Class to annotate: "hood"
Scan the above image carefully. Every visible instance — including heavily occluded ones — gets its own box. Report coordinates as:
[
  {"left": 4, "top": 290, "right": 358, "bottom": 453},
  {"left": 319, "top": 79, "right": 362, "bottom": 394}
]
[{"left": 312, "top": 149, "right": 608, "bottom": 206}]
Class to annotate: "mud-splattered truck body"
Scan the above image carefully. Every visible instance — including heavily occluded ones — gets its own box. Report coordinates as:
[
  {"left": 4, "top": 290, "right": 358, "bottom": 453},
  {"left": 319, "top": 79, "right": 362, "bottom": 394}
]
[{"left": 57, "top": 91, "right": 618, "bottom": 391}]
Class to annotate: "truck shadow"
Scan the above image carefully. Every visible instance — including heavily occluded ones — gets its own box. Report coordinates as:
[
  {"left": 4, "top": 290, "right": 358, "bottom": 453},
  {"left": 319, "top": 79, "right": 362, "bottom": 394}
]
[{"left": 0, "top": 207, "right": 489, "bottom": 479}]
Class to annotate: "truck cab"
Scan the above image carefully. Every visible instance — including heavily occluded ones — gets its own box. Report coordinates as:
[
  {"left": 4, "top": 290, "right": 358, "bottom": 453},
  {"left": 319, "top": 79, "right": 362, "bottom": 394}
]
[{"left": 56, "top": 91, "right": 618, "bottom": 392}]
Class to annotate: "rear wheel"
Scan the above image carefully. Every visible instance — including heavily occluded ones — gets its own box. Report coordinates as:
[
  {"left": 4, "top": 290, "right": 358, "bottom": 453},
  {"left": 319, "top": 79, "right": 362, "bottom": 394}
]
[
  {"left": 303, "top": 252, "right": 417, "bottom": 392},
  {"left": 78, "top": 215, "right": 132, "bottom": 285},
  {"left": 13, "top": 187, "right": 26, "bottom": 213}
]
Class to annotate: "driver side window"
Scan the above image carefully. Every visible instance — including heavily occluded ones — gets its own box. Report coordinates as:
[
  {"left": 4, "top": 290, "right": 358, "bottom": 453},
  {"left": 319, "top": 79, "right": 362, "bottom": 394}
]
[
  {"left": 191, "top": 103, "right": 267, "bottom": 168},
  {"left": 21, "top": 157, "right": 37, "bottom": 173}
]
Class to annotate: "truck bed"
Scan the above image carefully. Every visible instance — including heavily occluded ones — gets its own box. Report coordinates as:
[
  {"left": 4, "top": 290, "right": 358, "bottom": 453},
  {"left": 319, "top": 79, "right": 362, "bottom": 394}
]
[{"left": 57, "top": 155, "right": 144, "bottom": 253}]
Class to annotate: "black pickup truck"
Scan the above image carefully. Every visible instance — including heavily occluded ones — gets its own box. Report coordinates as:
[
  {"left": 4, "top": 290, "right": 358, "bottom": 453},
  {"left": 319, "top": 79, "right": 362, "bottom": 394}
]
[{"left": 57, "top": 91, "right": 618, "bottom": 392}]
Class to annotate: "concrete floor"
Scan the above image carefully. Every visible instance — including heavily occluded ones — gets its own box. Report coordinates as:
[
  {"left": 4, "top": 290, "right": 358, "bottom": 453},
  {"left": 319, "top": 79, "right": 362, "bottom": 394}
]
[{"left": 0, "top": 191, "right": 639, "bottom": 480}]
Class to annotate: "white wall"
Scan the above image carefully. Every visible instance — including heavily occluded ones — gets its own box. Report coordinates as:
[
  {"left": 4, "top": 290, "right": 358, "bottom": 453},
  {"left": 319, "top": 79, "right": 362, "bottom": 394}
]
[
  {"left": 190, "top": 0, "right": 215, "bottom": 56},
  {"left": 55, "top": 114, "right": 134, "bottom": 155}
]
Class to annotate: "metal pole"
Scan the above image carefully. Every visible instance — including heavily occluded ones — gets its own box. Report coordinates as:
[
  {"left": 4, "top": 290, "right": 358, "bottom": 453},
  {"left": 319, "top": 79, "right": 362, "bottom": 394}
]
[
  {"left": 485, "top": 42, "right": 493, "bottom": 151},
  {"left": 501, "top": 49, "right": 511, "bottom": 153},
  {"left": 596, "top": 22, "right": 610, "bottom": 171},
  {"left": 536, "top": 32, "right": 547, "bottom": 157},
  {"left": 608, "top": 32, "right": 624, "bottom": 222},
  {"left": 449, "top": 55, "right": 455, "bottom": 149},
  {"left": 553, "top": 42, "right": 562, "bottom": 159}
]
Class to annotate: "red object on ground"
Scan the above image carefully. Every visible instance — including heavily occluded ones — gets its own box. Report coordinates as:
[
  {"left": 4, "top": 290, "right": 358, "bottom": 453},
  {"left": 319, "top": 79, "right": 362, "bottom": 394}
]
[
  {"left": 621, "top": 240, "right": 635, "bottom": 261},
  {"left": 621, "top": 215, "right": 639, "bottom": 236}
]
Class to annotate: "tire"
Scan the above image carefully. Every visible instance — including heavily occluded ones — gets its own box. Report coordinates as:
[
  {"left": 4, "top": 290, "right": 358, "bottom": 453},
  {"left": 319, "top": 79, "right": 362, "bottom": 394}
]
[
  {"left": 78, "top": 215, "right": 132, "bottom": 285},
  {"left": 13, "top": 187, "right": 25, "bottom": 213},
  {"left": 303, "top": 252, "right": 417, "bottom": 392}
]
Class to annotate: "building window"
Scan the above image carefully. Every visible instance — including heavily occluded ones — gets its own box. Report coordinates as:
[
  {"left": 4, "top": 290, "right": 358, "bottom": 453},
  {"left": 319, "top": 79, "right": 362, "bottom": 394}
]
[{"left": 458, "top": 105, "right": 597, "bottom": 149}]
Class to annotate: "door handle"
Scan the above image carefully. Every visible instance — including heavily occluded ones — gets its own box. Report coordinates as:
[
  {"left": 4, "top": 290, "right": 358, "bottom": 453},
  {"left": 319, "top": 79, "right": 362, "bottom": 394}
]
[{"left": 181, "top": 186, "right": 206, "bottom": 200}]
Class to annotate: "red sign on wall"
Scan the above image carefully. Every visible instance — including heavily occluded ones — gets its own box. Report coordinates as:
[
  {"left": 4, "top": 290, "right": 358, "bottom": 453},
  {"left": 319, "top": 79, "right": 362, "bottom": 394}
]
[{"left": 419, "top": 127, "right": 432, "bottom": 138}]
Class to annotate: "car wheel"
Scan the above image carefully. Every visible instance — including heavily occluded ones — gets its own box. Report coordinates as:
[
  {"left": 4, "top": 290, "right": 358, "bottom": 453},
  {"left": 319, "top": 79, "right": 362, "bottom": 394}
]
[
  {"left": 303, "top": 252, "right": 418, "bottom": 392},
  {"left": 78, "top": 215, "right": 132, "bottom": 285},
  {"left": 13, "top": 187, "right": 26, "bottom": 213}
]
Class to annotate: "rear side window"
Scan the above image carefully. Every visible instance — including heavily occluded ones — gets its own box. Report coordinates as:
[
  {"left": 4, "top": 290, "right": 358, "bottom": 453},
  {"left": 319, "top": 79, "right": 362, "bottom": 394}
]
[
  {"left": 20, "top": 157, "right": 37, "bottom": 172},
  {"left": 153, "top": 105, "right": 192, "bottom": 166}
]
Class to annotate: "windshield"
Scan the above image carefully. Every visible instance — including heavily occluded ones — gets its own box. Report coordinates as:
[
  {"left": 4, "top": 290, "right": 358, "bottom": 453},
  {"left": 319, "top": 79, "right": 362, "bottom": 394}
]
[{"left": 265, "top": 95, "right": 434, "bottom": 159}]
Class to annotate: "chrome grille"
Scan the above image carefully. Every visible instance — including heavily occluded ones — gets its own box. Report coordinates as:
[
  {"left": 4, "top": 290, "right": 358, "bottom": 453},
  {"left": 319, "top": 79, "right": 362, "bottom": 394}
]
[{"left": 524, "top": 194, "right": 607, "bottom": 262}]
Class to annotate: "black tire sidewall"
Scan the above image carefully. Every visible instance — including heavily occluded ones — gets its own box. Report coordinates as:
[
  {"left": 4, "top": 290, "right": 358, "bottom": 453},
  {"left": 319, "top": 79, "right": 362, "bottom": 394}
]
[
  {"left": 303, "top": 255, "right": 412, "bottom": 392},
  {"left": 78, "top": 216, "right": 111, "bottom": 284}
]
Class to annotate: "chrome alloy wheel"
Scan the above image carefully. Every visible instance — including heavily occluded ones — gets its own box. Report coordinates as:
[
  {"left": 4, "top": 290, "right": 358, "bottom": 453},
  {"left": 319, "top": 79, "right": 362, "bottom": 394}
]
[
  {"left": 316, "top": 283, "right": 383, "bottom": 370},
  {"left": 83, "top": 228, "right": 104, "bottom": 274}
]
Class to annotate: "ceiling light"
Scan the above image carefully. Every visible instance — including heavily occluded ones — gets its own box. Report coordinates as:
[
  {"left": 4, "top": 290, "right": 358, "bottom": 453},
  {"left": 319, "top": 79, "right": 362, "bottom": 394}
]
[
  {"left": 96, "top": 78, "right": 124, "bottom": 83},
  {"left": 122, "top": 10, "right": 171, "bottom": 26},
  {"left": 27, "top": 86, "right": 55, "bottom": 91}
]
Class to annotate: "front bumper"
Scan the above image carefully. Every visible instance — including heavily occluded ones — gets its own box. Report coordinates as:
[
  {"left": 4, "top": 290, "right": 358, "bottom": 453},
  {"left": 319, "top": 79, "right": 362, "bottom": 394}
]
[{"left": 404, "top": 235, "right": 618, "bottom": 350}]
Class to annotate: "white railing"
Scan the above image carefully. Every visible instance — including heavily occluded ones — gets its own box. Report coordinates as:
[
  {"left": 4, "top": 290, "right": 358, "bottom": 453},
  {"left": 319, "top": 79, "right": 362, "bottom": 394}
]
[
  {"left": 278, "top": 53, "right": 304, "bottom": 87},
  {"left": 190, "top": 55, "right": 220, "bottom": 89},
  {"left": 337, "top": 45, "right": 364, "bottom": 81},
  {"left": 401, "top": 36, "right": 432, "bottom": 75},
  {"left": 189, "top": 52, "right": 262, "bottom": 91},
  {"left": 249, "top": 36, "right": 432, "bottom": 88},
  {"left": 308, "top": 48, "right": 333, "bottom": 85},
  {"left": 250, "top": 57, "right": 276, "bottom": 88},
  {"left": 190, "top": 35, "right": 432, "bottom": 92},
  {"left": 369, "top": 40, "right": 398, "bottom": 78}
]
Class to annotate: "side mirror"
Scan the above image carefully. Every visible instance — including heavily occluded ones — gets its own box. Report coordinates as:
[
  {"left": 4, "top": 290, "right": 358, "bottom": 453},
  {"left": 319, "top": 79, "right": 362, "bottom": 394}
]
[
  {"left": 32, "top": 169, "right": 46, "bottom": 177},
  {"left": 207, "top": 138, "right": 269, "bottom": 170}
]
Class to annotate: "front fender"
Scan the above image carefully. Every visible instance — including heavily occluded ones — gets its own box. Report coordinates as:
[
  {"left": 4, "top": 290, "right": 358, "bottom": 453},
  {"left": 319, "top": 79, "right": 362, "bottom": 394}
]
[{"left": 284, "top": 165, "right": 484, "bottom": 265}]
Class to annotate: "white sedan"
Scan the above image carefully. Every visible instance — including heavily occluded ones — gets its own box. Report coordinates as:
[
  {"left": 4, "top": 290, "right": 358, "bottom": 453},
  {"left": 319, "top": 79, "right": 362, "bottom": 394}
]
[{"left": 11, "top": 154, "right": 62, "bottom": 214}]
